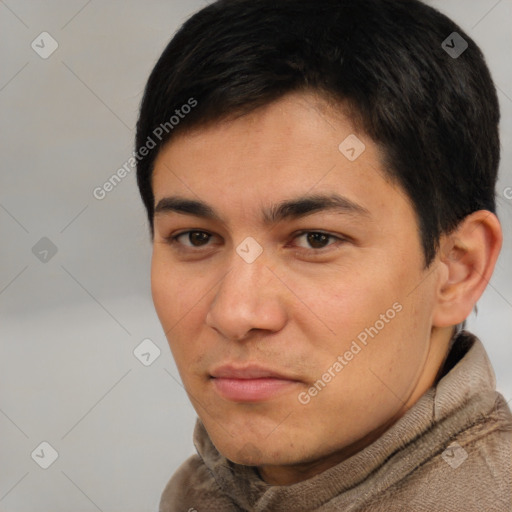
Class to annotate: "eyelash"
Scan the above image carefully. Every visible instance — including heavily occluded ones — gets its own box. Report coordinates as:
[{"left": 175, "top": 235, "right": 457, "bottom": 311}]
[{"left": 166, "top": 230, "right": 347, "bottom": 256}]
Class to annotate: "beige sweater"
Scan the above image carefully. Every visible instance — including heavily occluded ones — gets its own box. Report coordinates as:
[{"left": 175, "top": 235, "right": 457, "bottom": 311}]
[{"left": 160, "top": 331, "right": 512, "bottom": 511}]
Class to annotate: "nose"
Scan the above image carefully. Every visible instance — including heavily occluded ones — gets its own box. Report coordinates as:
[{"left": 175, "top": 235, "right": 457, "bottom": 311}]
[{"left": 205, "top": 254, "right": 288, "bottom": 342}]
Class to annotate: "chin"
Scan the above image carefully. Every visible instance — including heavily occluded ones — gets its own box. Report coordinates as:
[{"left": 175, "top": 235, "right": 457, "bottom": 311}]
[
  {"left": 211, "top": 430, "right": 297, "bottom": 467},
  {"left": 226, "top": 441, "right": 267, "bottom": 466},
  {"left": 201, "top": 411, "right": 308, "bottom": 463}
]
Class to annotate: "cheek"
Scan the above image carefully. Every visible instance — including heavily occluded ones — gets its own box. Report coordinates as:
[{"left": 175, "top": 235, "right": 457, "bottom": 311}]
[
  {"left": 305, "top": 263, "right": 403, "bottom": 339},
  {"left": 150, "top": 252, "right": 213, "bottom": 364},
  {"left": 150, "top": 257, "right": 172, "bottom": 322},
  {"left": 303, "top": 255, "right": 429, "bottom": 374},
  {"left": 150, "top": 253, "right": 193, "bottom": 333}
]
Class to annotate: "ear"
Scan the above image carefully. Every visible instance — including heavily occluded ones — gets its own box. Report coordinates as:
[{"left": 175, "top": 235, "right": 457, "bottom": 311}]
[{"left": 432, "top": 210, "right": 502, "bottom": 327}]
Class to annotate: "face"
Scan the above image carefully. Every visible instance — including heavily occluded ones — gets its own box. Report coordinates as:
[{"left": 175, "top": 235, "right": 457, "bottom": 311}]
[{"left": 150, "top": 91, "right": 444, "bottom": 480}]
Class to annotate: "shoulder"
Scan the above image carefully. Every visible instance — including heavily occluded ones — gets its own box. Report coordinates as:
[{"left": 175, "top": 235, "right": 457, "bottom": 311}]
[
  {"left": 381, "top": 398, "right": 512, "bottom": 511},
  {"left": 419, "top": 419, "right": 511, "bottom": 510}
]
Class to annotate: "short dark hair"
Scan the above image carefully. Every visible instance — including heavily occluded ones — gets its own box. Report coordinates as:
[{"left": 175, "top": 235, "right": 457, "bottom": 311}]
[{"left": 135, "top": 0, "right": 500, "bottom": 266}]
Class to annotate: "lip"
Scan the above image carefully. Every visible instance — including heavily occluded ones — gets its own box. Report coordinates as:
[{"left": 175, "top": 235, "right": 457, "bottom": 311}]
[
  {"left": 210, "top": 364, "right": 300, "bottom": 402},
  {"left": 210, "top": 364, "right": 295, "bottom": 380}
]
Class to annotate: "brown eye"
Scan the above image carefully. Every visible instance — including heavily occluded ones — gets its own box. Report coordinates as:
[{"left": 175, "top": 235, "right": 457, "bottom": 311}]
[
  {"left": 294, "top": 231, "right": 339, "bottom": 250},
  {"left": 306, "top": 232, "right": 330, "bottom": 249},
  {"left": 174, "top": 231, "right": 212, "bottom": 247}
]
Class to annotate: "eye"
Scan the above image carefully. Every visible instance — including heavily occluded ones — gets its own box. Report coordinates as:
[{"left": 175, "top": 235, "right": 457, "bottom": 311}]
[
  {"left": 170, "top": 230, "right": 214, "bottom": 248},
  {"left": 291, "top": 231, "right": 345, "bottom": 252},
  {"left": 166, "top": 230, "right": 347, "bottom": 255}
]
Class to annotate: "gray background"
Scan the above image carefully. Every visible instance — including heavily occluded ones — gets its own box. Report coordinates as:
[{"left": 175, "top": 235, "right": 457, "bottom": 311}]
[{"left": 0, "top": 1, "right": 511, "bottom": 511}]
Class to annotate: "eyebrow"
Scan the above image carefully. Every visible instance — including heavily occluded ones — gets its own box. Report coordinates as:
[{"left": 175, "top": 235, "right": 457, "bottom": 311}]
[{"left": 154, "top": 193, "right": 370, "bottom": 225}]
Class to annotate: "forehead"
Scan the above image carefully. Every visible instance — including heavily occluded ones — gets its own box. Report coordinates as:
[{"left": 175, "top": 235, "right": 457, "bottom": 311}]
[{"left": 151, "top": 91, "right": 412, "bottom": 227}]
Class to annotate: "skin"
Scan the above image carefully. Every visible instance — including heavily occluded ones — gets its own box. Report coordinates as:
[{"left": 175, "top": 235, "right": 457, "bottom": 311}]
[{"left": 150, "top": 91, "right": 502, "bottom": 485}]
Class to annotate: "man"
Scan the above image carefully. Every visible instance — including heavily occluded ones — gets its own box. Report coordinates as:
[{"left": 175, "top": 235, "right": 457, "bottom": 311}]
[{"left": 135, "top": 0, "right": 511, "bottom": 510}]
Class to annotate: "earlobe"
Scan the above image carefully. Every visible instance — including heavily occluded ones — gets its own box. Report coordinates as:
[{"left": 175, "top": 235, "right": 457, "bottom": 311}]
[{"left": 432, "top": 211, "right": 502, "bottom": 328}]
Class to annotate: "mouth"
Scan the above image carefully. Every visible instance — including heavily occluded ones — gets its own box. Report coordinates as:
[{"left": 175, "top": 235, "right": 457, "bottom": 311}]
[{"left": 209, "top": 364, "right": 301, "bottom": 402}]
